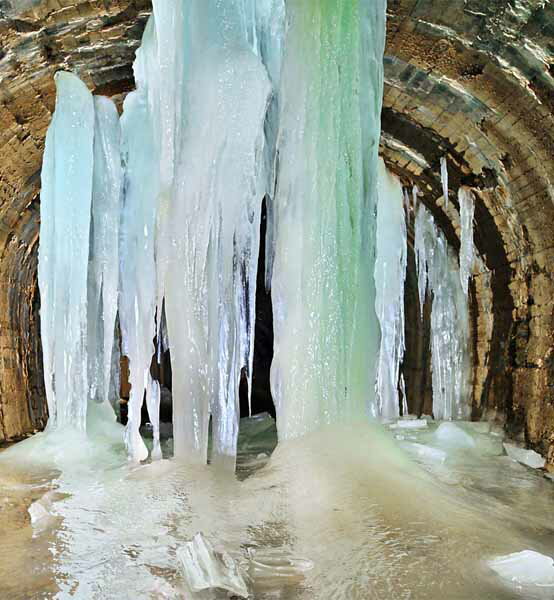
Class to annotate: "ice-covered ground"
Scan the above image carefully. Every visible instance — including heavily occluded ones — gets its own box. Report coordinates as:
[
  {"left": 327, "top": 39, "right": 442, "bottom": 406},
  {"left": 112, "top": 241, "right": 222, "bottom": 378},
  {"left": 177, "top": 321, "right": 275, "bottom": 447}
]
[{"left": 1, "top": 417, "right": 553, "bottom": 599}]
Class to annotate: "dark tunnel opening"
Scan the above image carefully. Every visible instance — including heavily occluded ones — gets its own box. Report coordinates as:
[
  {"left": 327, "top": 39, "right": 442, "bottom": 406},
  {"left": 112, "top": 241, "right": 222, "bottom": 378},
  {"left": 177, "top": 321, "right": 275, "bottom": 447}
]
[{"left": 240, "top": 196, "right": 276, "bottom": 419}]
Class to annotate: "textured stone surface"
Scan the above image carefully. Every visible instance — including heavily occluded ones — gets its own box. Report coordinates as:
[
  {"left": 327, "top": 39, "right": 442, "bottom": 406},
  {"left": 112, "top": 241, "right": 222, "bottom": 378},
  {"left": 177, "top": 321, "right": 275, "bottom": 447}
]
[{"left": 0, "top": 0, "right": 552, "bottom": 463}]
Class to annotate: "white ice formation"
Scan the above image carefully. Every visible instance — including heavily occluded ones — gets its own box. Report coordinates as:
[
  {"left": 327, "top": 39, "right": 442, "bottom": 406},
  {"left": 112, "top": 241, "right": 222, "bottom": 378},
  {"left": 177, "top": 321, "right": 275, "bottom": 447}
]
[
  {"left": 440, "top": 155, "right": 449, "bottom": 208},
  {"left": 39, "top": 72, "right": 120, "bottom": 432},
  {"left": 459, "top": 186, "right": 475, "bottom": 296},
  {"left": 177, "top": 533, "right": 248, "bottom": 598},
  {"left": 434, "top": 422, "right": 475, "bottom": 449},
  {"left": 503, "top": 443, "right": 546, "bottom": 469},
  {"left": 375, "top": 160, "right": 407, "bottom": 419},
  {"left": 38, "top": 0, "right": 388, "bottom": 464},
  {"left": 488, "top": 550, "right": 554, "bottom": 588},
  {"left": 414, "top": 203, "right": 471, "bottom": 420}
]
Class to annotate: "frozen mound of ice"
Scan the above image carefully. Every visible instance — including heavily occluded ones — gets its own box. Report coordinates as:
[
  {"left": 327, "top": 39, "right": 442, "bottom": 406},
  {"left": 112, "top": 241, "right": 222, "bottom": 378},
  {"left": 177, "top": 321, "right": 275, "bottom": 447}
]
[
  {"left": 503, "top": 443, "right": 545, "bottom": 469},
  {"left": 459, "top": 421, "right": 490, "bottom": 434},
  {"left": 434, "top": 422, "right": 476, "bottom": 449},
  {"left": 401, "top": 442, "right": 447, "bottom": 464},
  {"left": 177, "top": 533, "right": 248, "bottom": 598},
  {"left": 488, "top": 550, "right": 554, "bottom": 587}
]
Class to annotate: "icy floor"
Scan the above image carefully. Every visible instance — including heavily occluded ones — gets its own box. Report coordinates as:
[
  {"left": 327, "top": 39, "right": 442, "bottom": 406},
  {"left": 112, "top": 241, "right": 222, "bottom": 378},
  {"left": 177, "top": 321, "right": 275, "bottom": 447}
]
[{"left": 1, "top": 416, "right": 554, "bottom": 599}]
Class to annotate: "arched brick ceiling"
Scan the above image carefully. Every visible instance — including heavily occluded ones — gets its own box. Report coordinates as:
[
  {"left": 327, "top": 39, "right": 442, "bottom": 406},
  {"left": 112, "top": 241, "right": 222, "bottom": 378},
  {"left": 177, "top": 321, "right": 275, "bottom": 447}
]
[{"left": 0, "top": 0, "right": 552, "bottom": 464}]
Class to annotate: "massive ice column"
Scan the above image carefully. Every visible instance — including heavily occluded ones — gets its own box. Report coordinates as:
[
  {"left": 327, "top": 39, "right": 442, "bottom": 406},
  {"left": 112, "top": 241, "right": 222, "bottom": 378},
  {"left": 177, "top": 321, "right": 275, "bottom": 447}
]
[
  {"left": 375, "top": 161, "right": 407, "bottom": 420},
  {"left": 38, "top": 72, "right": 95, "bottom": 431},
  {"left": 270, "top": 0, "right": 387, "bottom": 439}
]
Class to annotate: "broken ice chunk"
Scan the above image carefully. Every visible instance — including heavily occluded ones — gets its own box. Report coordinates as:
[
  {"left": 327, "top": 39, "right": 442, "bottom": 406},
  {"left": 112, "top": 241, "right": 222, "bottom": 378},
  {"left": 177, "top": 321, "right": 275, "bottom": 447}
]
[
  {"left": 488, "top": 550, "right": 554, "bottom": 587},
  {"left": 28, "top": 498, "right": 50, "bottom": 524},
  {"left": 177, "top": 533, "right": 248, "bottom": 598},
  {"left": 401, "top": 442, "right": 447, "bottom": 464},
  {"left": 248, "top": 548, "right": 313, "bottom": 587},
  {"left": 389, "top": 419, "right": 428, "bottom": 430},
  {"left": 28, "top": 490, "right": 58, "bottom": 533},
  {"left": 434, "top": 422, "right": 475, "bottom": 449},
  {"left": 503, "top": 443, "right": 545, "bottom": 469}
]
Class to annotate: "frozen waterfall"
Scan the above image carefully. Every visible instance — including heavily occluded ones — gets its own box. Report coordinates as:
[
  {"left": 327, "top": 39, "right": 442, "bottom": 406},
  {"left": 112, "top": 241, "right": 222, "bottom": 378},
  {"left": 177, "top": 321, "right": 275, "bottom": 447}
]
[
  {"left": 37, "top": 0, "right": 476, "bottom": 464},
  {"left": 38, "top": 0, "right": 387, "bottom": 463}
]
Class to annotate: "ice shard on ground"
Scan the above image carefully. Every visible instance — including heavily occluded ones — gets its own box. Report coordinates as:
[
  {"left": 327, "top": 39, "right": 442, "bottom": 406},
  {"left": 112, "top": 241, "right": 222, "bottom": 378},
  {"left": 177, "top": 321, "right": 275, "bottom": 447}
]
[
  {"left": 177, "top": 533, "right": 248, "bottom": 598},
  {"left": 375, "top": 161, "right": 407, "bottom": 419},
  {"left": 488, "top": 550, "right": 554, "bottom": 587}
]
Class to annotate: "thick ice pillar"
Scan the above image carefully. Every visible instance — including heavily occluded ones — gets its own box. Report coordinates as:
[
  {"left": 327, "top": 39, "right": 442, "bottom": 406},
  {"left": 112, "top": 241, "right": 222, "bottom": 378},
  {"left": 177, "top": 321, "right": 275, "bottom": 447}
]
[
  {"left": 270, "top": 0, "right": 387, "bottom": 440},
  {"left": 38, "top": 72, "right": 95, "bottom": 431},
  {"left": 87, "top": 96, "right": 122, "bottom": 421},
  {"left": 375, "top": 161, "right": 407, "bottom": 420}
]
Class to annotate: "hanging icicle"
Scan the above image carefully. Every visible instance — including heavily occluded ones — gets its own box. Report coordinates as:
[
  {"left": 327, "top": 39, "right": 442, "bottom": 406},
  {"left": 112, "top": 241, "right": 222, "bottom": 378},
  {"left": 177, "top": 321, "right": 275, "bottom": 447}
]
[
  {"left": 459, "top": 186, "right": 475, "bottom": 297},
  {"left": 440, "top": 156, "right": 449, "bottom": 209},
  {"left": 88, "top": 96, "right": 123, "bottom": 422}
]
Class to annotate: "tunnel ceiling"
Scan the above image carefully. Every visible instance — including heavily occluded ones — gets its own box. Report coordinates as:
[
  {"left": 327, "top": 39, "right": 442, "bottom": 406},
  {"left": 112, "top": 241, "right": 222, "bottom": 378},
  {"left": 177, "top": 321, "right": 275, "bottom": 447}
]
[{"left": 0, "top": 0, "right": 553, "bottom": 464}]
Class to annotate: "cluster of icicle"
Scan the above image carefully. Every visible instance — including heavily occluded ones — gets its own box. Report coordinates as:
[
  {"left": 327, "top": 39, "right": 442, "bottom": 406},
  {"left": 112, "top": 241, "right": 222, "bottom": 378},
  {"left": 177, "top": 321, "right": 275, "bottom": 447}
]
[
  {"left": 38, "top": 0, "right": 387, "bottom": 466},
  {"left": 373, "top": 158, "right": 476, "bottom": 422},
  {"left": 38, "top": 80, "right": 122, "bottom": 434},
  {"left": 374, "top": 160, "right": 408, "bottom": 420},
  {"left": 413, "top": 162, "right": 475, "bottom": 420}
]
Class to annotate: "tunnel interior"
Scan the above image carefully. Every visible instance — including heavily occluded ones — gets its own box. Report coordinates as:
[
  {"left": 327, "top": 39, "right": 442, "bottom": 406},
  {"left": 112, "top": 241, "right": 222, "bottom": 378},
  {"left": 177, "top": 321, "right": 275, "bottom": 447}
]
[
  {"left": 1, "top": 3, "right": 554, "bottom": 597},
  {"left": 0, "top": 0, "right": 552, "bottom": 467}
]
